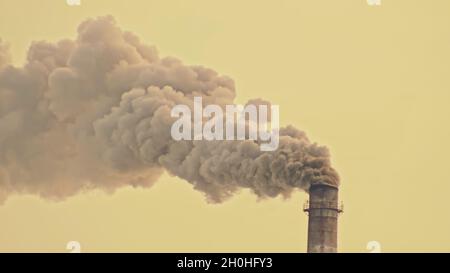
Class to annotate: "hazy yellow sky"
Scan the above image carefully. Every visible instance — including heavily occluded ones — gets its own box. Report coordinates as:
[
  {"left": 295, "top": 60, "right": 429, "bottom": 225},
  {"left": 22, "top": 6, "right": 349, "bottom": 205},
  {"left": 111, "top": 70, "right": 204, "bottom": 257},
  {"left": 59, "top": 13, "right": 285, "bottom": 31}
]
[{"left": 1, "top": 0, "right": 450, "bottom": 252}]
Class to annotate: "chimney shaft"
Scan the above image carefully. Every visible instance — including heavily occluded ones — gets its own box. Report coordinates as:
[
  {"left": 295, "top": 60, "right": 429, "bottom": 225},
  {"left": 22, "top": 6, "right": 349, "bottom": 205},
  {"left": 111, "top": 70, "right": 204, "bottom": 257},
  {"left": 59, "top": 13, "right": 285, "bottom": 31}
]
[{"left": 304, "top": 183, "right": 342, "bottom": 253}]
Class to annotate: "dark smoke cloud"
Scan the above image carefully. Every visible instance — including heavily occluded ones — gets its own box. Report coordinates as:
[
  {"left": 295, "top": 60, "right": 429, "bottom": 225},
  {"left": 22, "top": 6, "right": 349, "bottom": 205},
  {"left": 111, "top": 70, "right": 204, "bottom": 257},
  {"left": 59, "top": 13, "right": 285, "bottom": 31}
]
[
  {"left": 0, "top": 39, "right": 10, "bottom": 70},
  {"left": 0, "top": 16, "right": 339, "bottom": 204}
]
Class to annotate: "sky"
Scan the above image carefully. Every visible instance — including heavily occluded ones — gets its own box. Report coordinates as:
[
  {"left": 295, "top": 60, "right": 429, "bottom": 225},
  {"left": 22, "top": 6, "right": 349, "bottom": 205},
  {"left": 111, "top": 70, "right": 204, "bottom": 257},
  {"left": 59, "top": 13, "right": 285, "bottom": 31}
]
[{"left": 0, "top": 0, "right": 450, "bottom": 252}]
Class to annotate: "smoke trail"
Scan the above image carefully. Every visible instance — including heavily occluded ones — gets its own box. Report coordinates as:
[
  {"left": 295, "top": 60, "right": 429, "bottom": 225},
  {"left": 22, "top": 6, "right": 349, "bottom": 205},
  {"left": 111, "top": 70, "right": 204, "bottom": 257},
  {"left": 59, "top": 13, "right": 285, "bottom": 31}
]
[{"left": 0, "top": 16, "right": 339, "bottom": 204}]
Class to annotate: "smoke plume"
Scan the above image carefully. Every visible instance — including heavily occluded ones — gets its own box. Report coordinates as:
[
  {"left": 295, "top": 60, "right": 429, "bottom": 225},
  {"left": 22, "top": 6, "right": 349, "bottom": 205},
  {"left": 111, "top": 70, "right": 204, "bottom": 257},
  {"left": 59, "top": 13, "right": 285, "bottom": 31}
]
[{"left": 0, "top": 16, "right": 339, "bottom": 204}]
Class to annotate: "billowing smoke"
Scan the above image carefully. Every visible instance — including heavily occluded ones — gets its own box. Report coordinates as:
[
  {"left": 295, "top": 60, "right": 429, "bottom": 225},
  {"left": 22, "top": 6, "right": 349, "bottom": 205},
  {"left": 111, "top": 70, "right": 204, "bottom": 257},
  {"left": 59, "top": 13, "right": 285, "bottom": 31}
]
[{"left": 0, "top": 16, "right": 339, "bottom": 204}]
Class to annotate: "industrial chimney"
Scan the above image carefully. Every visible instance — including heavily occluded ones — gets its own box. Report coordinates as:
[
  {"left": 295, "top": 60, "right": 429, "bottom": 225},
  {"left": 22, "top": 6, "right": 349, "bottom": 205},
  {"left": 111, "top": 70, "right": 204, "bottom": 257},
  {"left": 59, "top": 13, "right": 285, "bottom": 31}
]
[{"left": 303, "top": 183, "right": 343, "bottom": 253}]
